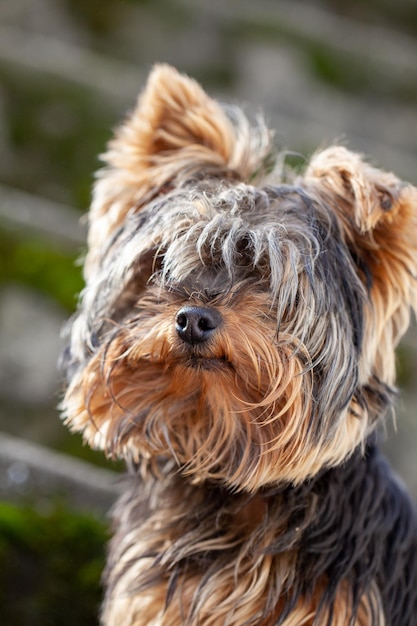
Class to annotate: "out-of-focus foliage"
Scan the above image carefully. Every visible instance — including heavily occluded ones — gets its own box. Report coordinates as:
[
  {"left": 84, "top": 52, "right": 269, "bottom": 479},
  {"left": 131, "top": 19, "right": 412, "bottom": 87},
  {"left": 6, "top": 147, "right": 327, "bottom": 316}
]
[
  {"left": 0, "top": 501, "right": 107, "bottom": 626},
  {"left": 0, "top": 228, "right": 83, "bottom": 311},
  {"left": 0, "top": 70, "right": 112, "bottom": 210}
]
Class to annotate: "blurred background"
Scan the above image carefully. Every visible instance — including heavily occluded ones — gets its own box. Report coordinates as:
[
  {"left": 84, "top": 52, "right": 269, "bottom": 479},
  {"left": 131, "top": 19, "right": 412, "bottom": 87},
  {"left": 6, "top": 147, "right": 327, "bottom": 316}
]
[{"left": 0, "top": 0, "right": 416, "bottom": 623}]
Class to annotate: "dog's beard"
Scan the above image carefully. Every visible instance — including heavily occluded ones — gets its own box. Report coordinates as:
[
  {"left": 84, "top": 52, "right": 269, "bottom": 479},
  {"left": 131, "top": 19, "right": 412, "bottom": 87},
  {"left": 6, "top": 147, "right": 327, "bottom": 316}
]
[{"left": 62, "top": 290, "right": 369, "bottom": 491}]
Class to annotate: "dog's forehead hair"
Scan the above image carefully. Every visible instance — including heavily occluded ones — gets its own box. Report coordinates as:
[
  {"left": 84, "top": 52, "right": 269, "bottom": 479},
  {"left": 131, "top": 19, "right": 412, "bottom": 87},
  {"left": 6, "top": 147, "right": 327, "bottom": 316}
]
[
  {"left": 121, "top": 182, "right": 332, "bottom": 272},
  {"left": 92, "top": 180, "right": 362, "bottom": 312},
  {"left": 151, "top": 185, "right": 342, "bottom": 284}
]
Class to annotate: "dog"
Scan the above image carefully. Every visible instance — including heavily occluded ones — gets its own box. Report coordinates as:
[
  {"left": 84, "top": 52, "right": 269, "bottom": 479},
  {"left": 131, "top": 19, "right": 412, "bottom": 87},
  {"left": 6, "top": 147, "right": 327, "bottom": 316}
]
[{"left": 61, "top": 64, "right": 417, "bottom": 625}]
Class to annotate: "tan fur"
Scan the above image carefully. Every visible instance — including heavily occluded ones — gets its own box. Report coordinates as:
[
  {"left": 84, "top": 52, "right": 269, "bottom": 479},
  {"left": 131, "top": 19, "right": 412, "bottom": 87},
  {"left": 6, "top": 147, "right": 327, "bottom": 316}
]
[
  {"left": 103, "top": 567, "right": 380, "bottom": 626},
  {"left": 86, "top": 64, "right": 271, "bottom": 277},
  {"left": 101, "top": 481, "right": 382, "bottom": 626},
  {"left": 64, "top": 288, "right": 371, "bottom": 488},
  {"left": 60, "top": 65, "right": 417, "bottom": 626},
  {"left": 305, "top": 148, "right": 417, "bottom": 388}
]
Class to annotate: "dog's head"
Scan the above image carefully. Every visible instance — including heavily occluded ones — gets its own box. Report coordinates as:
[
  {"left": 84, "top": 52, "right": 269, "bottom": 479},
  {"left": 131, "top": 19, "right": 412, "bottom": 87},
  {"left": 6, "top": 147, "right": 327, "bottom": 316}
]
[{"left": 61, "top": 65, "right": 417, "bottom": 492}]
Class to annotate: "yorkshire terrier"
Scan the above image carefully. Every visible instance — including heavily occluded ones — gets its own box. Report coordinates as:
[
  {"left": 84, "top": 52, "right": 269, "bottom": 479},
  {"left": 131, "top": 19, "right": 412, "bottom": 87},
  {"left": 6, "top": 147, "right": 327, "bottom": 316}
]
[{"left": 61, "top": 65, "right": 417, "bottom": 625}]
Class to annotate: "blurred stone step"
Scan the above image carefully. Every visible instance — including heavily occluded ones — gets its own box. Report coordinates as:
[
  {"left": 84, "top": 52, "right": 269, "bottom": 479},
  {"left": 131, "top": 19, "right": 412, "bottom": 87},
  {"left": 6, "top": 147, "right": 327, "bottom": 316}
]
[
  {"left": 0, "top": 431, "right": 121, "bottom": 515},
  {"left": 0, "top": 184, "right": 86, "bottom": 250}
]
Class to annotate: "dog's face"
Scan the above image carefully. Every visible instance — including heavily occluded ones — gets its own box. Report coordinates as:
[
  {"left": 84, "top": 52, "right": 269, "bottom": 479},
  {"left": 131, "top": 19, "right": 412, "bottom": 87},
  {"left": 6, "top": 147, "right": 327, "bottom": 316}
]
[{"left": 61, "top": 65, "right": 417, "bottom": 492}]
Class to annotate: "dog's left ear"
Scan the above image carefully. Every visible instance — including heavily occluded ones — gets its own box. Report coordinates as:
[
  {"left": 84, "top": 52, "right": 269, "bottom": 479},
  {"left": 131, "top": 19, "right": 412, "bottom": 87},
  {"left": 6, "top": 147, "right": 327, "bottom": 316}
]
[
  {"left": 86, "top": 64, "right": 271, "bottom": 275},
  {"left": 304, "top": 146, "right": 417, "bottom": 350},
  {"left": 304, "top": 146, "right": 415, "bottom": 232}
]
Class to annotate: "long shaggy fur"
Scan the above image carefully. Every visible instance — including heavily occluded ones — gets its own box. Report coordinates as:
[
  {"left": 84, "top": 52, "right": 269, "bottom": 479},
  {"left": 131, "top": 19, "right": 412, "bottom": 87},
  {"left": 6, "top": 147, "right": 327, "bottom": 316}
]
[{"left": 61, "top": 65, "right": 417, "bottom": 625}]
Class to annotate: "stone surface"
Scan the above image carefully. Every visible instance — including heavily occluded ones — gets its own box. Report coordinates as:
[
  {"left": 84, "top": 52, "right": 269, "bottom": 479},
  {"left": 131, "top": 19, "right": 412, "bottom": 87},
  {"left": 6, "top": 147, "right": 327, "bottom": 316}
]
[{"left": 0, "top": 285, "right": 65, "bottom": 404}]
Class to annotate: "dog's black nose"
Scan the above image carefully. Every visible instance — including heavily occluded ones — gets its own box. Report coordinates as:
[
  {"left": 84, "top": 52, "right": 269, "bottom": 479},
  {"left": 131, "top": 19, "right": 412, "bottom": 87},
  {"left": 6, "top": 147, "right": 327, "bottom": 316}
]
[{"left": 175, "top": 306, "right": 222, "bottom": 345}]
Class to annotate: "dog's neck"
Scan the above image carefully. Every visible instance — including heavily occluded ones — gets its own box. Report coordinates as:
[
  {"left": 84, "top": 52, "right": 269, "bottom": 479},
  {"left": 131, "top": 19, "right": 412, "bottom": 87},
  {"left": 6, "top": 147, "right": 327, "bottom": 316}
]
[{"left": 102, "top": 440, "right": 410, "bottom": 625}]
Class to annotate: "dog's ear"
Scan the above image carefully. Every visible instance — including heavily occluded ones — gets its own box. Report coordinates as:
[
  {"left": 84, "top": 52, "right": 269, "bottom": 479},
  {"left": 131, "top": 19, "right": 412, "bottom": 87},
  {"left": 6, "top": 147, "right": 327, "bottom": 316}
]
[
  {"left": 86, "top": 64, "right": 271, "bottom": 275},
  {"left": 304, "top": 146, "right": 417, "bottom": 369},
  {"left": 304, "top": 146, "right": 412, "bottom": 233}
]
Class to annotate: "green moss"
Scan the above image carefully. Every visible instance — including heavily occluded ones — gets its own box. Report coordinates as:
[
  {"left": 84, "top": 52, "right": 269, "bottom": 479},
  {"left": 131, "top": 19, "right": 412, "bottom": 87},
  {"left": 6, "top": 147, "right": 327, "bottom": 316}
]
[
  {"left": 0, "top": 502, "right": 107, "bottom": 626},
  {"left": 307, "top": 45, "right": 370, "bottom": 94},
  {"left": 193, "top": 65, "right": 236, "bottom": 91},
  {"left": 0, "top": 228, "right": 83, "bottom": 311},
  {"left": 0, "top": 67, "right": 114, "bottom": 210},
  {"left": 63, "top": 0, "right": 129, "bottom": 38}
]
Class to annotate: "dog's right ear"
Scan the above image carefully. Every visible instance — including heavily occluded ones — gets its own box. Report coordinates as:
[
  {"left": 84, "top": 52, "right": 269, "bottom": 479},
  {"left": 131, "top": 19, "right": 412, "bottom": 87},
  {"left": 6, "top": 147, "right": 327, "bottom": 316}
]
[
  {"left": 304, "top": 146, "right": 417, "bottom": 388},
  {"left": 86, "top": 64, "right": 271, "bottom": 276}
]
